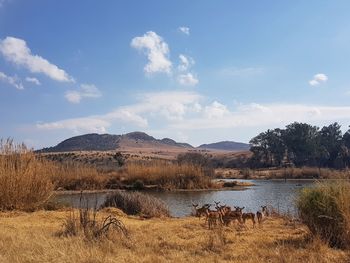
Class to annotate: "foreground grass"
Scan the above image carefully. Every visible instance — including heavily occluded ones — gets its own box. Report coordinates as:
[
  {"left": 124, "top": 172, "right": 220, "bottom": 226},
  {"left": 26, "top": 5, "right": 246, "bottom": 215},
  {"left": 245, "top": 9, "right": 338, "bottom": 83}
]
[{"left": 0, "top": 210, "right": 348, "bottom": 263}]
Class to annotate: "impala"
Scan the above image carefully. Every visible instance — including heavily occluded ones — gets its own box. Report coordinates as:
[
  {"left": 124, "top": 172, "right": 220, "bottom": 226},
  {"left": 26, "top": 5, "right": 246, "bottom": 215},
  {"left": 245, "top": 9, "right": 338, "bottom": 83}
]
[
  {"left": 192, "top": 203, "right": 210, "bottom": 220},
  {"left": 256, "top": 206, "right": 268, "bottom": 224}
]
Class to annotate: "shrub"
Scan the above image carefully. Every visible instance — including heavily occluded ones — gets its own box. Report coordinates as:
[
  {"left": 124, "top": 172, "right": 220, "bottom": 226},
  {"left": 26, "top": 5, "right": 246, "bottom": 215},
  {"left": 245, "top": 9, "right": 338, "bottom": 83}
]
[
  {"left": 0, "top": 139, "right": 54, "bottom": 211},
  {"left": 57, "top": 208, "right": 128, "bottom": 241},
  {"left": 103, "top": 191, "right": 169, "bottom": 218},
  {"left": 297, "top": 182, "right": 350, "bottom": 248}
]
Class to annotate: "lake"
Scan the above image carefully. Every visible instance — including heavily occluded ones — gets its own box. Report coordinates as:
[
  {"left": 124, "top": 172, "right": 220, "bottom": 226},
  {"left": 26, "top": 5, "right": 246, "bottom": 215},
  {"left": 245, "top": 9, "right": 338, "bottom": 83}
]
[{"left": 53, "top": 179, "right": 316, "bottom": 217}]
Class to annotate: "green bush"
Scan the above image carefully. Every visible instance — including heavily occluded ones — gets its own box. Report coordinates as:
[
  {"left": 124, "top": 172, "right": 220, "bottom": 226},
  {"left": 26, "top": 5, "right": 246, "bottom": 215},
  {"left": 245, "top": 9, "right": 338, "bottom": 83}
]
[{"left": 297, "top": 182, "right": 350, "bottom": 248}]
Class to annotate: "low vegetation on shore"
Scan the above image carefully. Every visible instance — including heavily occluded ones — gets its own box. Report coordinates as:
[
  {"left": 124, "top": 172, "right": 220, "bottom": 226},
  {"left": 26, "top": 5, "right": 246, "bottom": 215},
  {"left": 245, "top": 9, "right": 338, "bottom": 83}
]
[
  {"left": 215, "top": 167, "right": 350, "bottom": 179},
  {"left": 102, "top": 190, "right": 170, "bottom": 218}
]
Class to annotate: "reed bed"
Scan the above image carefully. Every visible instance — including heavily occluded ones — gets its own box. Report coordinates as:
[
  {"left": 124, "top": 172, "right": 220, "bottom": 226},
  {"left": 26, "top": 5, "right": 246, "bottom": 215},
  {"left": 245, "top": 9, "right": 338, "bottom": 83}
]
[
  {"left": 50, "top": 163, "right": 112, "bottom": 190},
  {"left": 0, "top": 139, "right": 54, "bottom": 211},
  {"left": 125, "top": 160, "right": 214, "bottom": 189}
]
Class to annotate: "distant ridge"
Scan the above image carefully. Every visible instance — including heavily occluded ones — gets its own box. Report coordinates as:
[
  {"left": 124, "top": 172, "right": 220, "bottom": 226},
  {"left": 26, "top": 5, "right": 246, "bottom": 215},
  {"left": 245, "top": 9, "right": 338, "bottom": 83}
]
[
  {"left": 198, "top": 141, "right": 250, "bottom": 151},
  {"left": 39, "top": 132, "right": 194, "bottom": 152}
]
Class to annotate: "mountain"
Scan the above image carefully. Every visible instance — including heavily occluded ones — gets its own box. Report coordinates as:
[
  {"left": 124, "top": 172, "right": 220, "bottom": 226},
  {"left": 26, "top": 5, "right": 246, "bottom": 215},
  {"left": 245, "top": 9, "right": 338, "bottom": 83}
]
[
  {"left": 39, "top": 132, "right": 194, "bottom": 152},
  {"left": 198, "top": 141, "right": 250, "bottom": 151}
]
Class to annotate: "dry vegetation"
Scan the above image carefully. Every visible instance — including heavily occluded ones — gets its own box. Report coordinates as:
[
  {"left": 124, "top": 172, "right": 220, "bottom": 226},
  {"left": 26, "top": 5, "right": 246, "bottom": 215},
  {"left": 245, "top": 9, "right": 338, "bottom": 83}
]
[
  {"left": 103, "top": 190, "right": 170, "bottom": 218},
  {"left": 0, "top": 209, "right": 349, "bottom": 263},
  {"left": 298, "top": 181, "right": 350, "bottom": 249},
  {"left": 216, "top": 167, "right": 350, "bottom": 179},
  {"left": 124, "top": 160, "right": 214, "bottom": 190},
  {"left": 0, "top": 139, "right": 54, "bottom": 211}
]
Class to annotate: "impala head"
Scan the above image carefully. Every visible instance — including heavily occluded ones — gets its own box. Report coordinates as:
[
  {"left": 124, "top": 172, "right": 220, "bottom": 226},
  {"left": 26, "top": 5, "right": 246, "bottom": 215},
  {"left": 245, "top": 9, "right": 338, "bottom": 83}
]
[
  {"left": 234, "top": 206, "right": 245, "bottom": 213},
  {"left": 261, "top": 206, "right": 267, "bottom": 212},
  {"left": 214, "top": 201, "right": 221, "bottom": 209},
  {"left": 192, "top": 203, "right": 199, "bottom": 209}
]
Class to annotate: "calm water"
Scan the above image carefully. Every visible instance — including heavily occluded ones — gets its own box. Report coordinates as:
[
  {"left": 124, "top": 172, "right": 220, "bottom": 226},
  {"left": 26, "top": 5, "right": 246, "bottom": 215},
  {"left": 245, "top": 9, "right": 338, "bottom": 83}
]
[{"left": 54, "top": 179, "right": 315, "bottom": 217}]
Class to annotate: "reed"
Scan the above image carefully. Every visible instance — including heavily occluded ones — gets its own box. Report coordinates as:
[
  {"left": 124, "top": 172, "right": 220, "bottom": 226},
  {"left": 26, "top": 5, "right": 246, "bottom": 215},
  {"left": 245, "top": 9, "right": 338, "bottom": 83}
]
[
  {"left": 0, "top": 139, "right": 54, "bottom": 211},
  {"left": 125, "top": 160, "right": 214, "bottom": 189}
]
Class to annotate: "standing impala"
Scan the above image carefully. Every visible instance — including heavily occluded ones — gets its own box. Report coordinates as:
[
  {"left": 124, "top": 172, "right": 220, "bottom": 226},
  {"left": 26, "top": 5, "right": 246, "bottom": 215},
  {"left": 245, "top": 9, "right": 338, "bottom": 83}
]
[
  {"left": 256, "top": 206, "right": 269, "bottom": 224},
  {"left": 192, "top": 203, "right": 210, "bottom": 220}
]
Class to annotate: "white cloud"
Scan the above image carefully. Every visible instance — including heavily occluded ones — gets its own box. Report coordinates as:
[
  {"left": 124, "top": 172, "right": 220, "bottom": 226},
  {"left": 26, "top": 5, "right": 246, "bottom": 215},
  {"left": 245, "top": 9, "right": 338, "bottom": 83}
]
[
  {"left": 170, "top": 102, "right": 350, "bottom": 130},
  {"left": 131, "top": 31, "right": 172, "bottom": 75},
  {"left": 0, "top": 37, "right": 74, "bottom": 82},
  {"left": 178, "top": 26, "right": 190, "bottom": 35},
  {"left": 65, "top": 84, "right": 102, "bottom": 104},
  {"left": 178, "top": 73, "right": 199, "bottom": 86},
  {"left": 204, "top": 101, "right": 229, "bottom": 119},
  {"left": 37, "top": 91, "right": 201, "bottom": 133},
  {"left": 178, "top": 54, "right": 194, "bottom": 72},
  {"left": 309, "top": 73, "right": 328, "bottom": 86},
  {"left": 0, "top": 71, "right": 23, "bottom": 90},
  {"left": 25, "top": 77, "right": 41, "bottom": 85},
  {"left": 35, "top": 89, "right": 350, "bottom": 139}
]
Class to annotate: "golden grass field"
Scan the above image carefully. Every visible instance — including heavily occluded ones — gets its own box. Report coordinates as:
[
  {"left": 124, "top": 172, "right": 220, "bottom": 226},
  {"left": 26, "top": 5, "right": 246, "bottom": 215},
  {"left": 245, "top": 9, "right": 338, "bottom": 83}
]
[{"left": 0, "top": 208, "right": 349, "bottom": 263}]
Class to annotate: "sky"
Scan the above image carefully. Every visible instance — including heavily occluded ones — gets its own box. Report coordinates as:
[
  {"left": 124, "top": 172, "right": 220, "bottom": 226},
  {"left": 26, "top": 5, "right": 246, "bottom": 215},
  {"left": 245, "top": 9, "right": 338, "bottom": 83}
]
[{"left": 1, "top": 0, "right": 350, "bottom": 149}]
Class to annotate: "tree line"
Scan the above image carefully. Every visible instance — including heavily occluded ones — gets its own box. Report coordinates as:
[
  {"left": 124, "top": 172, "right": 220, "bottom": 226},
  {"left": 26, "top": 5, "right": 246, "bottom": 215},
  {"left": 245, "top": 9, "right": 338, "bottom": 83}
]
[{"left": 249, "top": 122, "right": 350, "bottom": 169}]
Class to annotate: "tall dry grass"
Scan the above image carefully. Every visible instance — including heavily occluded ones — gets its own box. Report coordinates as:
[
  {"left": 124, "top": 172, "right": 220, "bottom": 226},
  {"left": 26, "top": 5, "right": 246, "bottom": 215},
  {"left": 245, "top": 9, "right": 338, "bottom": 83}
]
[
  {"left": 297, "top": 181, "right": 350, "bottom": 248},
  {"left": 50, "top": 162, "right": 111, "bottom": 190},
  {"left": 0, "top": 139, "right": 54, "bottom": 211},
  {"left": 125, "top": 160, "right": 214, "bottom": 189}
]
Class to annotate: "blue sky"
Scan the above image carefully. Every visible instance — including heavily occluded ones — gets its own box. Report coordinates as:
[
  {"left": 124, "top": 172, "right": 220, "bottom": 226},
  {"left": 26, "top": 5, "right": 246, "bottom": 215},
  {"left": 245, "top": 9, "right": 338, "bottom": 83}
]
[{"left": 1, "top": 0, "right": 350, "bottom": 148}]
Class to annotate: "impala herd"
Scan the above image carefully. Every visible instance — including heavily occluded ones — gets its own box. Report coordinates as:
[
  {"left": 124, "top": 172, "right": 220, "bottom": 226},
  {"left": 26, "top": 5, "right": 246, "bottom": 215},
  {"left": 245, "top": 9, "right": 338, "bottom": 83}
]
[{"left": 192, "top": 202, "right": 269, "bottom": 229}]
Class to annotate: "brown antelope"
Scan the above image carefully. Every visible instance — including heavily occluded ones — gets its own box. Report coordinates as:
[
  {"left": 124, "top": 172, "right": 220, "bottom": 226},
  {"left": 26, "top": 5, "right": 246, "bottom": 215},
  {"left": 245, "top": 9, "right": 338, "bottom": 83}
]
[
  {"left": 242, "top": 212, "right": 256, "bottom": 227},
  {"left": 256, "top": 206, "right": 268, "bottom": 224},
  {"left": 205, "top": 201, "right": 225, "bottom": 229},
  {"left": 222, "top": 206, "right": 244, "bottom": 226},
  {"left": 192, "top": 203, "right": 210, "bottom": 220}
]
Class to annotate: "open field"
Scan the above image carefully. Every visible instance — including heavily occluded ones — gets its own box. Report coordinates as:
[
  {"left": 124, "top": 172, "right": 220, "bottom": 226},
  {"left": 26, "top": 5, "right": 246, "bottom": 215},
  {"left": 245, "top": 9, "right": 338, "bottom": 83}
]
[{"left": 0, "top": 209, "right": 349, "bottom": 263}]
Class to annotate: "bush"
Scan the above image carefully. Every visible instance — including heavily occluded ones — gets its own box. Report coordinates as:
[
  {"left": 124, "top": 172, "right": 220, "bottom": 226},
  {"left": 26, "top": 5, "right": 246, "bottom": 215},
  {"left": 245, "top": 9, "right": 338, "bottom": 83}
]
[
  {"left": 0, "top": 139, "right": 54, "bottom": 211},
  {"left": 297, "top": 182, "right": 350, "bottom": 248},
  {"left": 103, "top": 191, "right": 169, "bottom": 218}
]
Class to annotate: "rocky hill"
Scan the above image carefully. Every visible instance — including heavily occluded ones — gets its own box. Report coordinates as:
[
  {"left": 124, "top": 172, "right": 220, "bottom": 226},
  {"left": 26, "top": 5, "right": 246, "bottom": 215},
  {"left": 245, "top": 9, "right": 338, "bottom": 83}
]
[{"left": 39, "top": 132, "right": 194, "bottom": 152}]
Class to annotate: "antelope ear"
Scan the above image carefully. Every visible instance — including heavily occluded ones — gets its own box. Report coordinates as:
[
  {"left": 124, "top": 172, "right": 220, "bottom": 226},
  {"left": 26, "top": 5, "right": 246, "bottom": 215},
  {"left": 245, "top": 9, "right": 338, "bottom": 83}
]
[{"left": 242, "top": 207, "right": 245, "bottom": 210}]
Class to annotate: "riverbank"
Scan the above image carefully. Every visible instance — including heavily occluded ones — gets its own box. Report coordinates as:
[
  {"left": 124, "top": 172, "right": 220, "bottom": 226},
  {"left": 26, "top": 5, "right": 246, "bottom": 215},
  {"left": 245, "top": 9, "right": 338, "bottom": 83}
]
[
  {"left": 54, "top": 180, "right": 254, "bottom": 194},
  {"left": 215, "top": 167, "right": 350, "bottom": 180},
  {"left": 0, "top": 209, "right": 348, "bottom": 263}
]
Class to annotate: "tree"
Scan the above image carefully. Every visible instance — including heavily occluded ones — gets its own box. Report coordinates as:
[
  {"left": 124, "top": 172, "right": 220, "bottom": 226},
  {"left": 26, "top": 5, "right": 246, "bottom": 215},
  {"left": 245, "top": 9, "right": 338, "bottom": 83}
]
[
  {"left": 318, "top": 122, "right": 342, "bottom": 167},
  {"left": 282, "top": 122, "right": 319, "bottom": 166}
]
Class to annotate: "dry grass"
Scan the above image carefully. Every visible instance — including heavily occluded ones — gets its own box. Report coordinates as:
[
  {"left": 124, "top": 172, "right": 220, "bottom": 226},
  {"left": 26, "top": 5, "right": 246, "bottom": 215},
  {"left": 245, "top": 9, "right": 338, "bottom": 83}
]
[
  {"left": 298, "top": 181, "right": 350, "bottom": 248},
  {"left": 216, "top": 167, "right": 350, "bottom": 179},
  {"left": 0, "top": 209, "right": 349, "bottom": 263},
  {"left": 0, "top": 139, "right": 54, "bottom": 211},
  {"left": 51, "top": 163, "right": 113, "bottom": 190},
  {"left": 125, "top": 160, "right": 214, "bottom": 189},
  {"left": 103, "top": 190, "right": 170, "bottom": 218}
]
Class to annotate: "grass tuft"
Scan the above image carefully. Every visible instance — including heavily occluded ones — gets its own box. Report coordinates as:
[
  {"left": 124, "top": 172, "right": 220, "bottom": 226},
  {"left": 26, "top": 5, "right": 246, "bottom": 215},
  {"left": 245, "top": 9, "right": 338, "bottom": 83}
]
[{"left": 297, "top": 181, "right": 350, "bottom": 248}]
